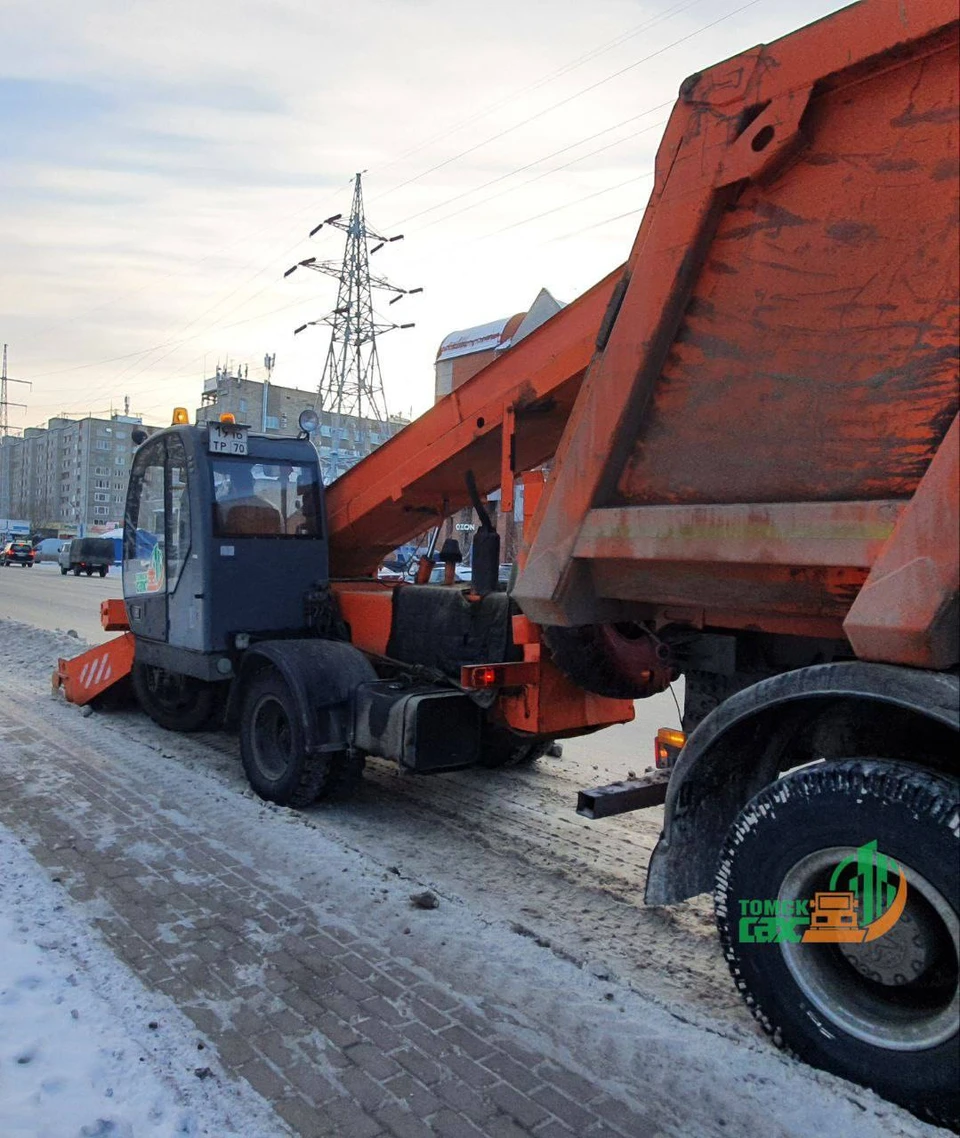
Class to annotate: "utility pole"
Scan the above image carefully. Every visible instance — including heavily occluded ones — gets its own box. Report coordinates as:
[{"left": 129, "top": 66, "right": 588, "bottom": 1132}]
[
  {"left": 0, "top": 344, "right": 30, "bottom": 438},
  {"left": 262, "top": 353, "right": 275, "bottom": 433},
  {"left": 284, "top": 172, "right": 421, "bottom": 477}
]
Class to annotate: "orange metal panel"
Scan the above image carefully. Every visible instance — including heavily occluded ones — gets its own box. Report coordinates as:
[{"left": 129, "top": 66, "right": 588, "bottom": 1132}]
[
  {"left": 497, "top": 656, "right": 634, "bottom": 736},
  {"left": 844, "top": 415, "right": 960, "bottom": 667},
  {"left": 101, "top": 598, "right": 130, "bottom": 631},
  {"left": 53, "top": 633, "right": 135, "bottom": 706},
  {"left": 573, "top": 502, "right": 903, "bottom": 568},
  {"left": 515, "top": 0, "right": 959, "bottom": 635},
  {"left": 331, "top": 583, "right": 395, "bottom": 656}
]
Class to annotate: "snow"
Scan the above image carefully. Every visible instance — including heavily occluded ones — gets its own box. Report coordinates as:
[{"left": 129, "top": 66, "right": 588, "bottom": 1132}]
[
  {"left": 0, "top": 614, "right": 953, "bottom": 1138},
  {"left": 436, "top": 317, "right": 512, "bottom": 360},
  {"left": 0, "top": 830, "right": 285, "bottom": 1138}
]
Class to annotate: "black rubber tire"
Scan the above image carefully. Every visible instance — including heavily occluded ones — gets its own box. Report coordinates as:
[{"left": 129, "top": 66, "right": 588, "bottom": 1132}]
[
  {"left": 477, "top": 725, "right": 554, "bottom": 768},
  {"left": 60, "top": 567, "right": 68, "bottom": 575},
  {"left": 99, "top": 566, "right": 108, "bottom": 577},
  {"left": 73, "top": 566, "right": 81, "bottom": 576},
  {"left": 716, "top": 759, "right": 959, "bottom": 1127},
  {"left": 239, "top": 669, "right": 337, "bottom": 807},
  {"left": 131, "top": 661, "right": 219, "bottom": 732},
  {"left": 542, "top": 624, "right": 648, "bottom": 700},
  {"left": 85, "top": 568, "right": 93, "bottom": 576}
]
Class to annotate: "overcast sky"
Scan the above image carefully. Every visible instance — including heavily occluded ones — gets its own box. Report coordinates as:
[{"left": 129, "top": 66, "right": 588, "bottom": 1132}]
[{"left": 1, "top": 0, "right": 849, "bottom": 431}]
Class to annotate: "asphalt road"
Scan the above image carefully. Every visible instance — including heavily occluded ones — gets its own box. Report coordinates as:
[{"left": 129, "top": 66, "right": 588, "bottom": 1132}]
[{"left": 0, "top": 559, "right": 123, "bottom": 643}]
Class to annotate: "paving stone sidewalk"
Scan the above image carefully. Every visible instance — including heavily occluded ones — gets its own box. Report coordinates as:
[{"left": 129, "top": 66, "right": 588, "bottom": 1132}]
[{"left": 0, "top": 705, "right": 661, "bottom": 1138}]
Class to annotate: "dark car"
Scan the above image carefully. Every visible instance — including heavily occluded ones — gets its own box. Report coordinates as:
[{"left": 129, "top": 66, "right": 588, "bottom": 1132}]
[
  {"left": 2, "top": 540, "right": 36, "bottom": 567},
  {"left": 58, "top": 537, "right": 114, "bottom": 577}
]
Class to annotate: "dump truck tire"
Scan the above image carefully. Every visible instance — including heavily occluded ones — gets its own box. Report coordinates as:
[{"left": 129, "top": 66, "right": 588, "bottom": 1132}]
[
  {"left": 239, "top": 668, "right": 338, "bottom": 808},
  {"left": 132, "top": 661, "right": 219, "bottom": 733},
  {"left": 716, "top": 759, "right": 959, "bottom": 1127}
]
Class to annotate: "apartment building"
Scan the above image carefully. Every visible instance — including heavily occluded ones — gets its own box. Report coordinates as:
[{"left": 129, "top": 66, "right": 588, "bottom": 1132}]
[
  {"left": 0, "top": 413, "right": 159, "bottom": 536},
  {"left": 196, "top": 366, "right": 407, "bottom": 480}
]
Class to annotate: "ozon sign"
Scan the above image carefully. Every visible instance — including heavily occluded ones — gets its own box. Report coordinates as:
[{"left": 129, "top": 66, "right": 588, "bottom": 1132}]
[{"left": 455, "top": 523, "right": 475, "bottom": 531}]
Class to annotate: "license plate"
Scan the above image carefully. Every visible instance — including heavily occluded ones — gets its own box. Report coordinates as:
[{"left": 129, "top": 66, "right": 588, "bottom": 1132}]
[{"left": 208, "top": 423, "right": 249, "bottom": 455}]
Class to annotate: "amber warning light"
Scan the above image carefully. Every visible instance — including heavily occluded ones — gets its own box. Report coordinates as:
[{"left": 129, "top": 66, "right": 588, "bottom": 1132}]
[{"left": 655, "top": 728, "right": 686, "bottom": 769}]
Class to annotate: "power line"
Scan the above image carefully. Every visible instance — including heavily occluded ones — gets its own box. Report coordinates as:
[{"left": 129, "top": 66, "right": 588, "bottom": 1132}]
[
  {"left": 405, "top": 119, "right": 666, "bottom": 237},
  {"left": 478, "top": 169, "right": 656, "bottom": 241},
  {"left": 373, "top": 0, "right": 708, "bottom": 179},
  {"left": 369, "top": 0, "right": 763, "bottom": 206},
  {"left": 389, "top": 103, "right": 671, "bottom": 230},
  {"left": 545, "top": 205, "right": 648, "bottom": 244}
]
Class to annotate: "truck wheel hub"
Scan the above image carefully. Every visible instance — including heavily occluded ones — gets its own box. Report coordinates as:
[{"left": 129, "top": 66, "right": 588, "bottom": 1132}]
[{"left": 779, "top": 847, "right": 959, "bottom": 1050}]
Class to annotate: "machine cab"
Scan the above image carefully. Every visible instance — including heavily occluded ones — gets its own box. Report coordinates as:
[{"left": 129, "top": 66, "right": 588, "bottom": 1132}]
[{"left": 122, "top": 419, "right": 328, "bottom": 678}]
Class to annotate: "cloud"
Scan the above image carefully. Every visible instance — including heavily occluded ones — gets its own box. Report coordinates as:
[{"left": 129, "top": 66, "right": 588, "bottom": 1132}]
[{"left": 1, "top": 0, "right": 849, "bottom": 428}]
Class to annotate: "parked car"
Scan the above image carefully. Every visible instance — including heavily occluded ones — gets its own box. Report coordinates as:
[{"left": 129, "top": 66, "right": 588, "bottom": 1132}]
[
  {"left": 58, "top": 537, "right": 114, "bottom": 577},
  {"left": 33, "top": 536, "right": 67, "bottom": 563},
  {"left": 2, "top": 540, "right": 36, "bottom": 567}
]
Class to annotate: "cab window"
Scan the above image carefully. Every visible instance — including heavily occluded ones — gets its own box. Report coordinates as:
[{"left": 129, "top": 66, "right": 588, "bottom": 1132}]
[{"left": 211, "top": 459, "right": 322, "bottom": 538}]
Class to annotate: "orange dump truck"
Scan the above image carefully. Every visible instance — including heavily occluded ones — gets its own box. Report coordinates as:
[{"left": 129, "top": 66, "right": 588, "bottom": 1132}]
[
  {"left": 326, "top": 0, "right": 959, "bottom": 1119},
  {"left": 55, "top": 0, "right": 957, "bottom": 1121}
]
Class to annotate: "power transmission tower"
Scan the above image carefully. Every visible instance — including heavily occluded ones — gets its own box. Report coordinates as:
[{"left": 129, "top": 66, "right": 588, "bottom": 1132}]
[
  {"left": 0, "top": 344, "right": 30, "bottom": 438},
  {"left": 284, "top": 173, "right": 420, "bottom": 475}
]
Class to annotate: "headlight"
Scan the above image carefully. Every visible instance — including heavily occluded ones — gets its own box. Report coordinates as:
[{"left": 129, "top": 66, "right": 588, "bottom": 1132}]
[{"left": 298, "top": 409, "right": 320, "bottom": 434}]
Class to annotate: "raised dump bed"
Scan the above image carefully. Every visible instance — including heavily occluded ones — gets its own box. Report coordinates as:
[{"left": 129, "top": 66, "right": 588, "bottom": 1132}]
[{"left": 513, "top": 0, "right": 958, "bottom": 673}]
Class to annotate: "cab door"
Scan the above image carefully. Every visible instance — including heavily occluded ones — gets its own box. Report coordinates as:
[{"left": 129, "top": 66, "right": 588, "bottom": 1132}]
[
  {"left": 123, "top": 437, "right": 167, "bottom": 641},
  {"left": 122, "top": 433, "right": 195, "bottom": 645}
]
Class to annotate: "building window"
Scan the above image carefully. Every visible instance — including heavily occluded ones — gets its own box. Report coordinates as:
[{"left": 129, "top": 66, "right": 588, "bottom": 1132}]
[
  {"left": 94, "top": 506, "right": 109, "bottom": 516},
  {"left": 239, "top": 399, "right": 248, "bottom": 413},
  {"left": 96, "top": 440, "right": 110, "bottom": 450},
  {"left": 94, "top": 492, "right": 109, "bottom": 502},
  {"left": 264, "top": 415, "right": 279, "bottom": 430}
]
